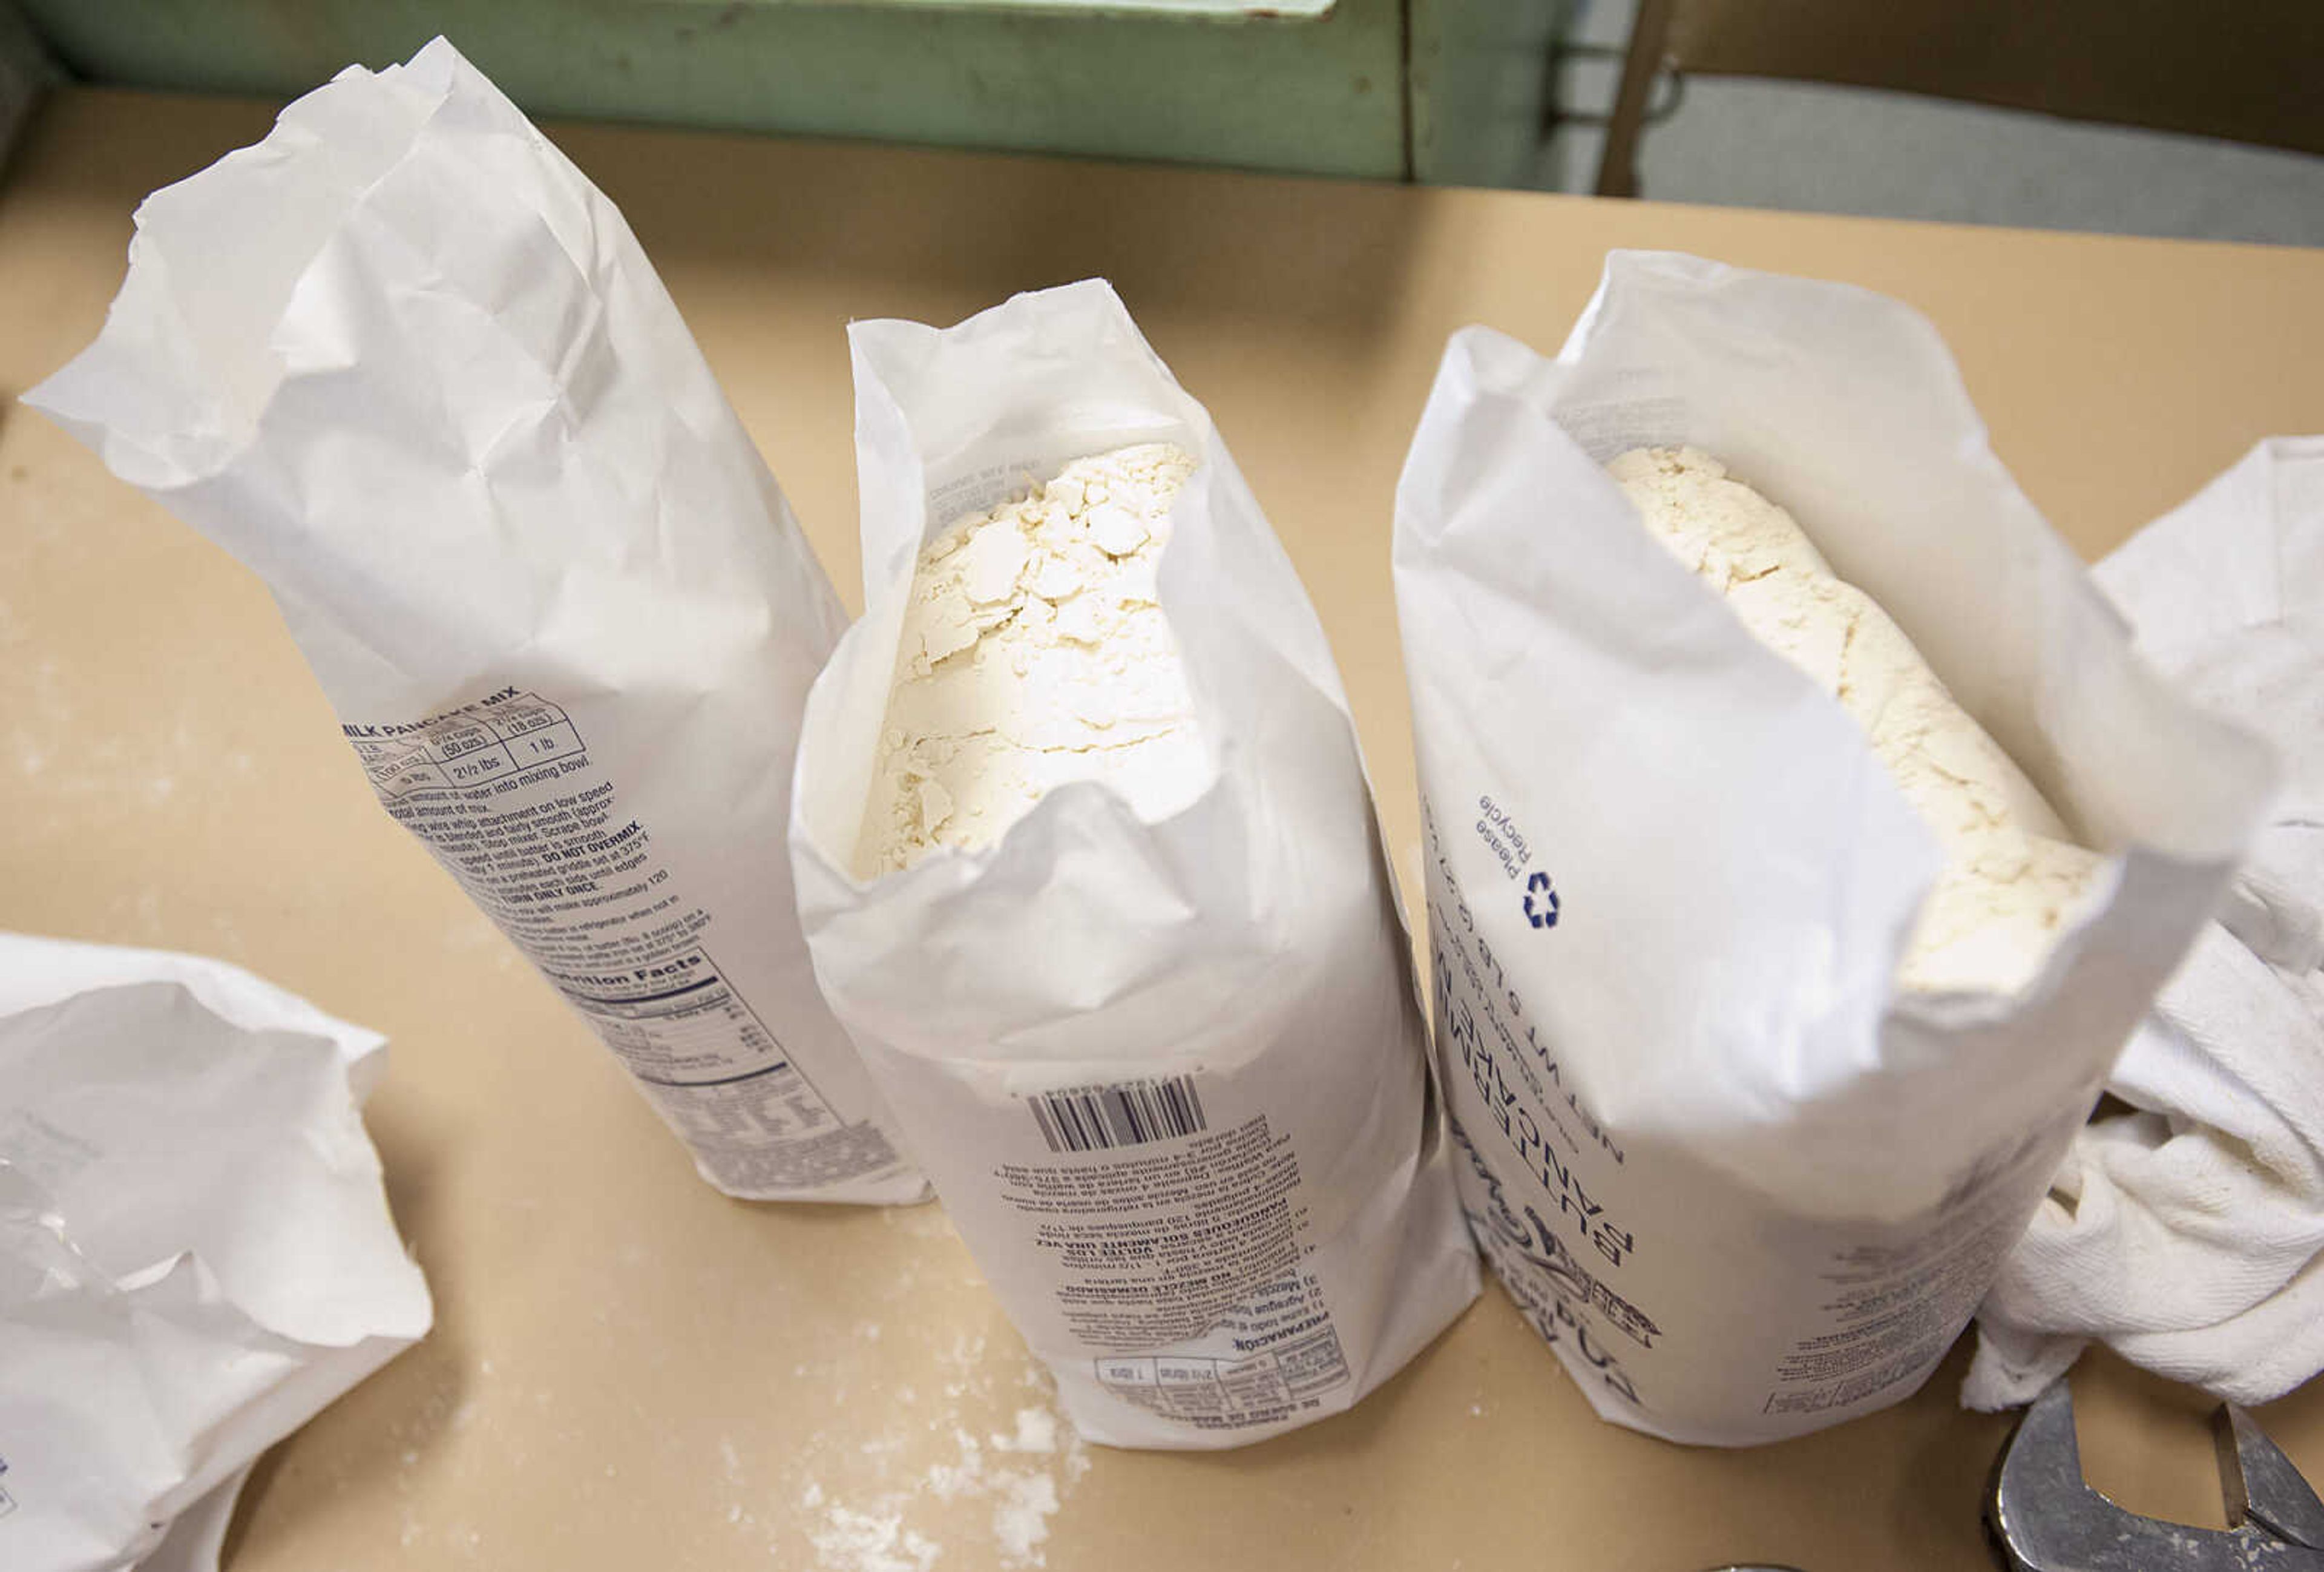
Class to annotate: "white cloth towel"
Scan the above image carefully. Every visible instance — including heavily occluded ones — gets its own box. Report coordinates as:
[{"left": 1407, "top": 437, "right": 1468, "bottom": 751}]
[{"left": 1967, "top": 438, "right": 2324, "bottom": 1409}]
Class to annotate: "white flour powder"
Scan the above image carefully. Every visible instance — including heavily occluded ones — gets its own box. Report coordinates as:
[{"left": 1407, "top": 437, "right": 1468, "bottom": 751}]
[
  {"left": 1610, "top": 446, "right": 2099, "bottom": 993},
  {"left": 856, "top": 444, "right": 1208, "bottom": 877}
]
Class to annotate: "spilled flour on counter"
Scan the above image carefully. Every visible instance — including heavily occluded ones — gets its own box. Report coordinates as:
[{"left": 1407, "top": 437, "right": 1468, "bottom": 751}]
[
  {"left": 806, "top": 1502, "right": 942, "bottom": 1572},
  {"left": 773, "top": 1214, "right": 1094, "bottom": 1572},
  {"left": 856, "top": 442, "right": 1209, "bottom": 877},
  {"left": 796, "top": 1395, "right": 1091, "bottom": 1572},
  {"left": 356, "top": 1208, "right": 1086, "bottom": 1571}
]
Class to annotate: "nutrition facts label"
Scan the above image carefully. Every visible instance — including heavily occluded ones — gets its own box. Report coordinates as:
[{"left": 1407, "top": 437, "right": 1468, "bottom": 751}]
[
  {"left": 340, "top": 686, "right": 905, "bottom": 1196},
  {"left": 545, "top": 945, "right": 786, "bottom": 1087},
  {"left": 1096, "top": 1324, "right": 1350, "bottom": 1427}
]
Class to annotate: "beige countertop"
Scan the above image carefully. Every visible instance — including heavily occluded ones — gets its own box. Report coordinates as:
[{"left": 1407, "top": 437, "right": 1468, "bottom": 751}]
[{"left": 3, "top": 84, "right": 2319, "bottom": 1572}]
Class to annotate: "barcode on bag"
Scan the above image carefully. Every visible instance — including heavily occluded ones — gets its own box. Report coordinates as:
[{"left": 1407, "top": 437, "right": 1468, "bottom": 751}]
[{"left": 1028, "top": 1075, "right": 1208, "bottom": 1153}]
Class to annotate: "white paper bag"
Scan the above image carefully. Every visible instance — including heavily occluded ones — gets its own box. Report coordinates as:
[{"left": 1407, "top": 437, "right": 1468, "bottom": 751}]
[
  {"left": 25, "top": 39, "right": 922, "bottom": 1203},
  {"left": 0, "top": 935, "right": 433, "bottom": 1572},
  {"left": 790, "top": 280, "right": 1479, "bottom": 1449},
  {"left": 1393, "top": 251, "right": 2276, "bottom": 1445}
]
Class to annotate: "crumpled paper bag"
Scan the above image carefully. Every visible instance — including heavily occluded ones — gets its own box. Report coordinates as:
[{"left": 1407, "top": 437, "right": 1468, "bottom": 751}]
[{"left": 0, "top": 935, "right": 432, "bottom": 1571}]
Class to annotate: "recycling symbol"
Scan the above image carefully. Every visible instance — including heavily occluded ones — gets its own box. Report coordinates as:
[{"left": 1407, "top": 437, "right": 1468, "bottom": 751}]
[{"left": 1523, "top": 871, "right": 1560, "bottom": 930}]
